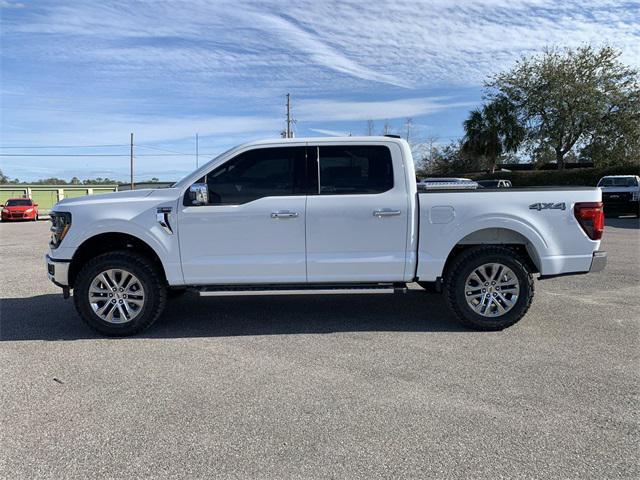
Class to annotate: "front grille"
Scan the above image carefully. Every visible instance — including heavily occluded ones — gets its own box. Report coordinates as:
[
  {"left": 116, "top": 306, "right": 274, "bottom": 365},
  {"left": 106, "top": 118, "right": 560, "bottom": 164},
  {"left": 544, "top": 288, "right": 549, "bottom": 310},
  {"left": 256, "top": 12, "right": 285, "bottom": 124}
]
[{"left": 603, "top": 192, "right": 632, "bottom": 201}]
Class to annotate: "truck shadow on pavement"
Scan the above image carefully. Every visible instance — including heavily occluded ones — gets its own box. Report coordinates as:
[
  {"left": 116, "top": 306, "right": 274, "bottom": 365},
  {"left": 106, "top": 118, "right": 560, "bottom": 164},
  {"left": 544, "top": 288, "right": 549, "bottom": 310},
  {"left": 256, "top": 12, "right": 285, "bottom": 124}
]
[
  {"left": 0, "top": 291, "right": 467, "bottom": 341},
  {"left": 605, "top": 217, "right": 640, "bottom": 229}
]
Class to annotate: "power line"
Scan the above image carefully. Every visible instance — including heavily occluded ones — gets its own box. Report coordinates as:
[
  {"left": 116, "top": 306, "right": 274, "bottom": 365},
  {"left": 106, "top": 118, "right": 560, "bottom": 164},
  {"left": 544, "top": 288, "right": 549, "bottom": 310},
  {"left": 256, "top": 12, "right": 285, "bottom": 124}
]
[
  {"left": 0, "top": 144, "right": 129, "bottom": 149},
  {"left": 136, "top": 144, "right": 192, "bottom": 155},
  {"left": 0, "top": 153, "right": 131, "bottom": 157},
  {"left": 0, "top": 153, "right": 212, "bottom": 157}
]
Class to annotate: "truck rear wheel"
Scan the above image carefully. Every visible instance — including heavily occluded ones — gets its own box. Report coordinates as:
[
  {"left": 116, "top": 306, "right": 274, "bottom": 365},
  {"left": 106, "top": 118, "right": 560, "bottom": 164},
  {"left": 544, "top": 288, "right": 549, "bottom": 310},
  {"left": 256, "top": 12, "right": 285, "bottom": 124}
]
[
  {"left": 444, "top": 246, "right": 534, "bottom": 331},
  {"left": 73, "top": 251, "right": 167, "bottom": 336}
]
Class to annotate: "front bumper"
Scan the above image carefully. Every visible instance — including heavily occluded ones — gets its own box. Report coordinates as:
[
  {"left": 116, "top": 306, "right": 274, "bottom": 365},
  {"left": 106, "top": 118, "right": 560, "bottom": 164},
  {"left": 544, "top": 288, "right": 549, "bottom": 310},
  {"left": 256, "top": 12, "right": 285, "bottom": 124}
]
[
  {"left": 589, "top": 251, "right": 607, "bottom": 273},
  {"left": 2, "top": 212, "right": 35, "bottom": 220},
  {"left": 45, "top": 254, "right": 71, "bottom": 288},
  {"left": 603, "top": 198, "right": 639, "bottom": 213}
]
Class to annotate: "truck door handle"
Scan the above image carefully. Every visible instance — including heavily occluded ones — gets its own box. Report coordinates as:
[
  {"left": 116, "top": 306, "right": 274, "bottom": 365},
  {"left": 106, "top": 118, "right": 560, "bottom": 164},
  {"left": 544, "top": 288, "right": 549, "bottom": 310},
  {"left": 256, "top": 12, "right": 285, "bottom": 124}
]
[
  {"left": 271, "top": 211, "right": 299, "bottom": 219},
  {"left": 373, "top": 209, "right": 401, "bottom": 217}
]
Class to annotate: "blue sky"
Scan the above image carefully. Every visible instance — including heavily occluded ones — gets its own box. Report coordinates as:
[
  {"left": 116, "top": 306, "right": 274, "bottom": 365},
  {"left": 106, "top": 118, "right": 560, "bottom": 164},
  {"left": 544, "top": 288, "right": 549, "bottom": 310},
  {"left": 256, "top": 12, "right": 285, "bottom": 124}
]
[{"left": 1, "top": 0, "right": 639, "bottom": 182}]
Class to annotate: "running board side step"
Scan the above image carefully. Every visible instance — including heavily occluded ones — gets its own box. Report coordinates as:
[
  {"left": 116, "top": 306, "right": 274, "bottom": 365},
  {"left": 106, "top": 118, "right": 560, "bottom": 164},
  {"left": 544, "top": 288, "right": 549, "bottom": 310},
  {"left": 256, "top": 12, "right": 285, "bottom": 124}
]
[{"left": 196, "top": 283, "right": 406, "bottom": 297}]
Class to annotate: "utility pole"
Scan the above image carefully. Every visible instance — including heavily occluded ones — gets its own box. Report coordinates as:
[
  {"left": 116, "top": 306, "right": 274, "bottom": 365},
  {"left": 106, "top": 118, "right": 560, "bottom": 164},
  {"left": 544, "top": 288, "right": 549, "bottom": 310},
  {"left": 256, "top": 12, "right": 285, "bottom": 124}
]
[
  {"left": 366, "top": 119, "right": 374, "bottom": 136},
  {"left": 196, "top": 133, "right": 199, "bottom": 168},
  {"left": 130, "top": 132, "right": 134, "bottom": 190},
  {"left": 429, "top": 138, "right": 434, "bottom": 164},
  {"left": 405, "top": 118, "right": 413, "bottom": 142},
  {"left": 286, "top": 93, "right": 292, "bottom": 138}
]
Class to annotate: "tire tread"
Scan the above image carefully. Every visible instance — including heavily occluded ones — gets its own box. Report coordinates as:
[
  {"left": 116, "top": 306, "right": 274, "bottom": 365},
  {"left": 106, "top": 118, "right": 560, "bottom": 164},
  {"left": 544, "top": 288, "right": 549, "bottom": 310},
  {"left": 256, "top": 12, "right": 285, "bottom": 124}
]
[
  {"left": 444, "top": 245, "right": 534, "bottom": 331},
  {"left": 73, "top": 250, "right": 167, "bottom": 336}
]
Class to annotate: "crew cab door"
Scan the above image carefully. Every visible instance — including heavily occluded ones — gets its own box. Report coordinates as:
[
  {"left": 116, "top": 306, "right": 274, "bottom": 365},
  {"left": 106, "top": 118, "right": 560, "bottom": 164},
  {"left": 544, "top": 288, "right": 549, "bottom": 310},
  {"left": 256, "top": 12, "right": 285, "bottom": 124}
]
[
  {"left": 178, "top": 146, "right": 311, "bottom": 284},
  {"left": 305, "top": 143, "right": 409, "bottom": 282}
]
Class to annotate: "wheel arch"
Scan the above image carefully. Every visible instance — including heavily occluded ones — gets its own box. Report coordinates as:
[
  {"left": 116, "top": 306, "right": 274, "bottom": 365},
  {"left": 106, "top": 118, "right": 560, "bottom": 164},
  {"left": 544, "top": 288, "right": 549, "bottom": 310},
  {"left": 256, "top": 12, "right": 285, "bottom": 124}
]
[
  {"left": 441, "top": 227, "right": 541, "bottom": 281},
  {"left": 68, "top": 232, "right": 167, "bottom": 288}
]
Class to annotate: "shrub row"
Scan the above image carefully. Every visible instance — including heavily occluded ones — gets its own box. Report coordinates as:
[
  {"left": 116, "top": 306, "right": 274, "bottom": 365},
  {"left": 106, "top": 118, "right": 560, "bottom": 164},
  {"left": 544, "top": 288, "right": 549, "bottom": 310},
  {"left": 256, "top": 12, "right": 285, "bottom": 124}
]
[{"left": 468, "top": 164, "right": 640, "bottom": 187}]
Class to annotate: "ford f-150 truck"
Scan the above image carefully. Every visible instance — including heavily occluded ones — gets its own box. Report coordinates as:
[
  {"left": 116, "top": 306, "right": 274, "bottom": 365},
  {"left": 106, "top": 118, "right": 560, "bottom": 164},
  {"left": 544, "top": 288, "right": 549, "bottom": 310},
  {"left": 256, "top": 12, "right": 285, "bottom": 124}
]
[{"left": 46, "top": 137, "right": 607, "bottom": 336}]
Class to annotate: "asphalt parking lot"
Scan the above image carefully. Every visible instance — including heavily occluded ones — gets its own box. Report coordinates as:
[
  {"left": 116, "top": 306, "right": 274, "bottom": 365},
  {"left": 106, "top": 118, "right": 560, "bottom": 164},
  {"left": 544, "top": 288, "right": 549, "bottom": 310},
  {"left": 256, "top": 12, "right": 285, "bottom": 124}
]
[{"left": 1, "top": 219, "right": 638, "bottom": 479}]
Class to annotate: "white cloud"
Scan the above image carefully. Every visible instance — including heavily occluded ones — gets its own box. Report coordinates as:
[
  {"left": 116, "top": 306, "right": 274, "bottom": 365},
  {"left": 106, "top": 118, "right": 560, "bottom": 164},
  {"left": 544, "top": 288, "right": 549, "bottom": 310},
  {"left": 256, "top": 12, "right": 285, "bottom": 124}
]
[
  {"left": 308, "top": 128, "right": 351, "bottom": 137},
  {"left": 0, "top": 1, "right": 25, "bottom": 8},
  {"left": 238, "top": 11, "right": 411, "bottom": 88},
  {"left": 297, "top": 97, "right": 474, "bottom": 121},
  {"left": 2, "top": 0, "right": 639, "bottom": 180},
  {"left": 5, "top": 0, "right": 638, "bottom": 90},
  {"left": 0, "top": 111, "right": 281, "bottom": 146}
]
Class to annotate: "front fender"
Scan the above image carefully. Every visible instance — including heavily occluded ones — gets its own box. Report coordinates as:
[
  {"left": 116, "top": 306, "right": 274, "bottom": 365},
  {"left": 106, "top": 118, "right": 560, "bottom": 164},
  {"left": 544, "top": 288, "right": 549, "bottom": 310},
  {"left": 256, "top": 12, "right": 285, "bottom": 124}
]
[{"left": 54, "top": 202, "right": 183, "bottom": 285}]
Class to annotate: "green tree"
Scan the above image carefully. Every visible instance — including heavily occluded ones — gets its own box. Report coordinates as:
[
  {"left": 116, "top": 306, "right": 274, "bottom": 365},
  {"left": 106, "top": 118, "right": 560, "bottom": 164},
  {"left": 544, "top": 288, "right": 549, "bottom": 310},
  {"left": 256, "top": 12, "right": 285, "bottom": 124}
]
[
  {"left": 462, "top": 97, "right": 524, "bottom": 172},
  {"left": 487, "top": 45, "right": 640, "bottom": 169},
  {"left": 70, "top": 176, "right": 81, "bottom": 185},
  {"left": 0, "top": 169, "right": 8, "bottom": 184},
  {"left": 418, "top": 141, "right": 475, "bottom": 176},
  {"left": 34, "top": 177, "right": 68, "bottom": 185}
]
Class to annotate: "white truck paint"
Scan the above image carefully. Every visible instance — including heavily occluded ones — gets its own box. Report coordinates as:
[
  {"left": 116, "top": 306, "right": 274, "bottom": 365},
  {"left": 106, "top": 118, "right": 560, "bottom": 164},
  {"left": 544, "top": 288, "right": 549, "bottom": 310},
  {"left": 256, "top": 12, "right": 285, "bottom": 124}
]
[{"left": 46, "top": 137, "right": 607, "bottom": 335}]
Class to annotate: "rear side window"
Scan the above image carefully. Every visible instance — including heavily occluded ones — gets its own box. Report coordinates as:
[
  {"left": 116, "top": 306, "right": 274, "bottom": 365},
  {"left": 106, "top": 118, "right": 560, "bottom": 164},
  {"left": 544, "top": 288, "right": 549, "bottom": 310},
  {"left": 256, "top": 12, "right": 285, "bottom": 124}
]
[
  {"left": 317, "top": 145, "right": 393, "bottom": 195},
  {"left": 202, "top": 146, "right": 309, "bottom": 205}
]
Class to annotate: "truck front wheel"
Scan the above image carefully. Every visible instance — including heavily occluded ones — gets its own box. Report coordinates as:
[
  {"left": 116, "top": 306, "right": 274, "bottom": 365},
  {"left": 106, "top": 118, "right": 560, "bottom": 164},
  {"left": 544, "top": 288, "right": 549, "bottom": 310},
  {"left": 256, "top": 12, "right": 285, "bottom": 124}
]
[
  {"left": 73, "top": 251, "right": 167, "bottom": 336},
  {"left": 444, "top": 246, "right": 534, "bottom": 331}
]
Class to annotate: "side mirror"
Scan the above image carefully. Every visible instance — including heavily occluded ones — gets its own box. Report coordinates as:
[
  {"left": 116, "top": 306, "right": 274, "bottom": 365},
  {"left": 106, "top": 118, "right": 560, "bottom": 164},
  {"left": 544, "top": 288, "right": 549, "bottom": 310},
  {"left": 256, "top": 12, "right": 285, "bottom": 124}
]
[
  {"left": 34, "top": 203, "right": 38, "bottom": 207},
  {"left": 189, "top": 183, "right": 209, "bottom": 206}
]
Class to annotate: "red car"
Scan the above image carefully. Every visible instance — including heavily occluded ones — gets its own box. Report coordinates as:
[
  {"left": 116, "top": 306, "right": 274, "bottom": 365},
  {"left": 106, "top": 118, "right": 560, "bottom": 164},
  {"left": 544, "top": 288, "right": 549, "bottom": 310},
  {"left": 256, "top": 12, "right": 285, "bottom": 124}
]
[{"left": 1, "top": 198, "right": 39, "bottom": 221}]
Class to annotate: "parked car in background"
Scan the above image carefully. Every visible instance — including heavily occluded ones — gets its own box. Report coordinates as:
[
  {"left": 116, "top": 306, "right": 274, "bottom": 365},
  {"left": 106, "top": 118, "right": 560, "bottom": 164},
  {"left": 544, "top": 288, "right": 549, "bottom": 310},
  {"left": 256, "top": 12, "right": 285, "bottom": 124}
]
[
  {"left": 417, "top": 177, "right": 478, "bottom": 190},
  {"left": 46, "top": 137, "right": 606, "bottom": 336},
  {"left": 477, "top": 179, "right": 512, "bottom": 188},
  {"left": 597, "top": 175, "right": 640, "bottom": 217},
  {"left": 1, "top": 198, "right": 39, "bottom": 221}
]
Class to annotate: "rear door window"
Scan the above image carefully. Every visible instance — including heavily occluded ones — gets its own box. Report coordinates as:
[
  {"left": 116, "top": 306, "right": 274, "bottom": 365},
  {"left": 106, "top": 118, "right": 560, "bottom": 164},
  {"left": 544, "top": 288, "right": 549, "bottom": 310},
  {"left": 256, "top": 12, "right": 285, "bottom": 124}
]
[{"left": 316, "top": 145, "right": 393, "bottom": 195}]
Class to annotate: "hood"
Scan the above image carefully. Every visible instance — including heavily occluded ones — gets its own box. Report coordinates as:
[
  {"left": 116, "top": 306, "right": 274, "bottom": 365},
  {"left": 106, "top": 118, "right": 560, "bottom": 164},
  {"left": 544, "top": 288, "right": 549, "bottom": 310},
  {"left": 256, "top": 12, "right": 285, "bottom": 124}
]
[
  {"left": 55, "top": 189, "right": 156, "bottom": 208},
  {"left": 599, "top": 186, "right": 638, "bottom": 193},
  {"left": 4, "top": 205, "right": 34, "bottom": 211}
]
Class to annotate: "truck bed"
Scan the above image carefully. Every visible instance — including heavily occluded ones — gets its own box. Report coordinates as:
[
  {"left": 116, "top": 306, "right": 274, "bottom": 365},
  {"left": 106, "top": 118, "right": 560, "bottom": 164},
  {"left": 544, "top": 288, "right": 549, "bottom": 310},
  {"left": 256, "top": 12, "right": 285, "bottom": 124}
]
[{"left": 416, "top": 187, "right": 602, "bottom": 281}]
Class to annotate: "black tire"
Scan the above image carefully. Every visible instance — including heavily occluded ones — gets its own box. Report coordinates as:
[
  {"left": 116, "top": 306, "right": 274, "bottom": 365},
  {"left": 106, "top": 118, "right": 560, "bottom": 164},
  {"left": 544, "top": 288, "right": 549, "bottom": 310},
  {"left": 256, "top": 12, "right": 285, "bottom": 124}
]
[
  {"left": 73, "top": 250, "right": 167, "bottom": 336},
  {"left": 444, "top": 246, "right": 534, "bottom": 331}
]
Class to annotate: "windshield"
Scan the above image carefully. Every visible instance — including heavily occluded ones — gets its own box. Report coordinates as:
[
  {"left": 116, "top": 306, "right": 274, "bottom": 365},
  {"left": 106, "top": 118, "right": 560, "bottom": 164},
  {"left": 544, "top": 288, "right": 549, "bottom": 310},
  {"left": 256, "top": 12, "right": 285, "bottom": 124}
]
[
  {"left": 598, "top": 177, "right": 638, "bottom": 187},
  {"left": 5, "top": 199, "right": 32, "bottom": 206},
  {"left": 171, "top": 146, "right": 238, "bottom": 187}
]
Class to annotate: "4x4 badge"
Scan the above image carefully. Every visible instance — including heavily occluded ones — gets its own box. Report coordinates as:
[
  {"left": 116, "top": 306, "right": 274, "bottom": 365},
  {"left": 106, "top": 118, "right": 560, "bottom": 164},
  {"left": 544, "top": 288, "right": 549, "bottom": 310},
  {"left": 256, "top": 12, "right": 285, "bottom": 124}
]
[{"left": 529, "top": 202, "right": 566, "bottom": 211}]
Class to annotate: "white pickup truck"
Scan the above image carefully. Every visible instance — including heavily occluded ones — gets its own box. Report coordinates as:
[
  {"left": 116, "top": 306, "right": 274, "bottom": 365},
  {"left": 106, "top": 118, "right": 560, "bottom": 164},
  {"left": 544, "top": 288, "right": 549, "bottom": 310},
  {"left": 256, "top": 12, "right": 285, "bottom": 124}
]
[{"left": 46, "top": 136, "right": 607, "bottom": 336}]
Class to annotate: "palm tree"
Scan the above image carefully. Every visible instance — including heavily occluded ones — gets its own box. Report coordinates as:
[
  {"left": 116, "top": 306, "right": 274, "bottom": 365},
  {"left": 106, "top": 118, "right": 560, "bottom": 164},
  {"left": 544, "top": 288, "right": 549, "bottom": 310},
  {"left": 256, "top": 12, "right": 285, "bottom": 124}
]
[{"left": 462, "top": 98, "right": 524, "bottom": 172}]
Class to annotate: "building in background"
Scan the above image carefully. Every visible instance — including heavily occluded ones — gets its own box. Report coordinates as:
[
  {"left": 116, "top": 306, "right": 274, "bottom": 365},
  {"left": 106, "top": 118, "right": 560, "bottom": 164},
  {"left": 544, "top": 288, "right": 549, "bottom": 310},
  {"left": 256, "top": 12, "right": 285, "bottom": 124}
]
[{"left": 0, "top": 185, "right": 118, "bottom": 216}]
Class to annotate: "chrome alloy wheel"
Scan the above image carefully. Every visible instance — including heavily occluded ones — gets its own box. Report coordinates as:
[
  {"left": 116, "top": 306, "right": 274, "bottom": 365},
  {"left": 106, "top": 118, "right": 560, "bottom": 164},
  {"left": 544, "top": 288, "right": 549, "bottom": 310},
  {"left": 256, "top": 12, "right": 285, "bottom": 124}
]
[
  {"left": 88, "top": 269, "right": 146, "bottom": 324},
  {"left": 464, "top": 263, "right": 520, "bottom": 317}
]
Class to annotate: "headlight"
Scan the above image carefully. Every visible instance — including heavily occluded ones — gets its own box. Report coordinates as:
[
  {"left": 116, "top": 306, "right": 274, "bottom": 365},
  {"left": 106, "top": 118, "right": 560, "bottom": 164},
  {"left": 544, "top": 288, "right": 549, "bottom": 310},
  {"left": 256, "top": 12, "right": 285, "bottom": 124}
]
[
  {"left": 25, "top": 208, "right": 33, "bottom": 213},
  {"left": 49, "top": 211, "right": 72, "bottom": 248},
  {"left": 632, "top": 191, "right": 639, "bottom": 201},
  {"left": 1, "top": 208, "right": 8, "bottom": 214}
]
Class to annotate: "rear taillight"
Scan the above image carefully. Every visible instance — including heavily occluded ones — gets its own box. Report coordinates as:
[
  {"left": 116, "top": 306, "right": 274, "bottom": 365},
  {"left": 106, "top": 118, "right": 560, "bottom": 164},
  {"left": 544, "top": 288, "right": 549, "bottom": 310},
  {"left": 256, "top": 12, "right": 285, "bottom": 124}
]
[{"left": 574, "top": 202, "right": 604, "bottom": 240}]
